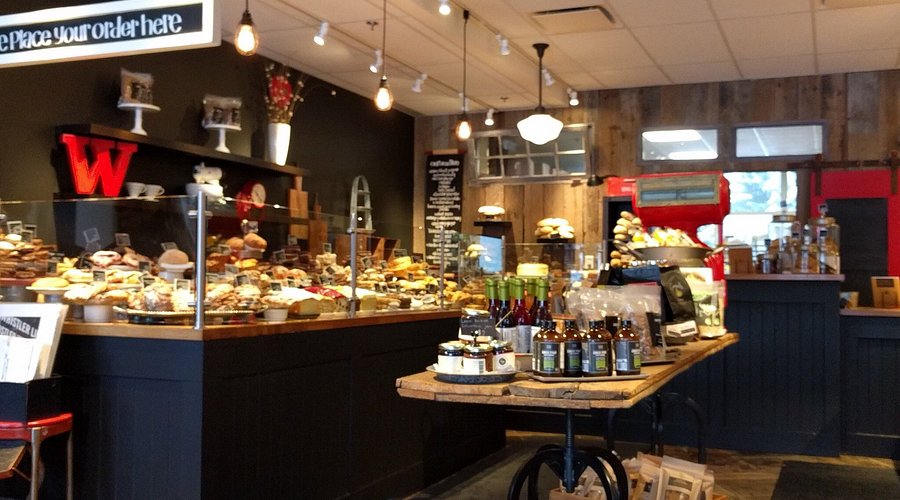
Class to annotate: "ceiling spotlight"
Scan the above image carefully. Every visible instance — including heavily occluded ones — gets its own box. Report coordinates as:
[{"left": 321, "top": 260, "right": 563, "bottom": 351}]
[
  {"left": 517, "top": 43, "right": 564, "bottom": 145},
  {"left": 234, "top": 0, "right": 259, "bottom": 56},
  {"left": 542, "top": 68, "right": 555, "bottom": 87},
  {"left": 567, "top": 88, "right": 579, "bottom": 106},
  {"left": 369, "top": 48, "right": 383, "bottom": 73},
  {"left": 313, "top": 21, "right": 328, "bottom": 46},
  {"left": 484, "top": 108, "right": 495, "bottom": 127},
  {"left": 496, "top": 34, "right": 510, "bottom": 56},
  {"left": 439, "top": 0, "right": 451, "bottom": 16},
  {"left": 411, "top": 73, "right": 428, "bottom": 93}
]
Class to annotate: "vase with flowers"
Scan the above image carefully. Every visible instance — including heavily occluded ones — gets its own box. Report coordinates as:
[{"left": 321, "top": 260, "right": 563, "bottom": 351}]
[{"left": 265, "top": 64, "right": 306, "bottom": 165}]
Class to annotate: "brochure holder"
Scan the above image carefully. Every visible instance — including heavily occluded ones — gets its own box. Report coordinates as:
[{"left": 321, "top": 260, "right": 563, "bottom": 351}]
[{"left": 0, "top": 376, "right": 63, "bottom": 423}]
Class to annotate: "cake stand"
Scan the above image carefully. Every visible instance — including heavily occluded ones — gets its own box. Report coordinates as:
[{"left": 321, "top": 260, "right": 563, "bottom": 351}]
[
  {"left": 204, "top": 123, "right": 242, "bottom": 153},
  {"left": 118, "top": 102, "right": 161, "bottom": 135}
]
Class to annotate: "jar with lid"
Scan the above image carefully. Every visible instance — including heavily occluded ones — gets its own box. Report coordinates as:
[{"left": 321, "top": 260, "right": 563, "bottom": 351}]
[
  {"left": 463, "top": 345, "right": 491, "bottom": 374},
  {"left": 490, "top": 340, "right": 516, "bottom": 373},
  {"left": 769, "top": 214, "right": 797, "bottom": 273},
  {"left": 808, "top": 215, "right": 840, "bottom": 274},
  {"left": 437, "top": 343, "right": 464, "bottom": 373},
  {"left": 581, "top": 319, "right": 612, "bottom": 376}
]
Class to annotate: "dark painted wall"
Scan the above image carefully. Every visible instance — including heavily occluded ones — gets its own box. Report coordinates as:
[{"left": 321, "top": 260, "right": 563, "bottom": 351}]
[{"left": 0, "top": 29, "right": 414, "bottom": 240}]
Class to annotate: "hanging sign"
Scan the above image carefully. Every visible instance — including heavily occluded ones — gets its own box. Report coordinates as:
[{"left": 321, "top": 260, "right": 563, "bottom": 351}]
[
  {"left": 424, "top": 153, "right": 463, "bottom": 273},
  {"left": 0, "top": 0, "right": 219, "bottom": 68}
]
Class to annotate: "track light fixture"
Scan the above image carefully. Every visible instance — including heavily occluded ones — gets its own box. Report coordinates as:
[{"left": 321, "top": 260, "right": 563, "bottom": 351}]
[
  {"left": 484, "top": 108, "right": 495, "bottom": 127},
  {"left": 542, "top": 68, "right": 555, "bottom": 86},
  {"left": 567, "top": 88, "right": 579, "bottom": 106},
  {"left": 369, "top": 48, "right": 383, "bottom": 73},
  {"left": 373, "top": 0, "right": 393, "bottom": 111},
  {"left": 496, "top": 34, "right": 510, "bottom": 56},
  {"left": 517, "top": 43, "right": 563, "bottom": 145},
  {"left": 234, "top": 0, "right": 259, "bottom": 56},
  {"left": 411, "top": 73, "right": 428, "bottom": 93},
  {"left": 439, "top": 0, "right": 451, "bottom": 16},
  {"left": 313, "top": 21, "right": 328, "bottom": 46}
]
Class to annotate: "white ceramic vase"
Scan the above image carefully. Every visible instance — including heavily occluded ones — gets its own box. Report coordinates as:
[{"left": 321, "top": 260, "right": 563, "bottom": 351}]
[{"left": 267, "top": 122, "right": 291, "bottom": 165}]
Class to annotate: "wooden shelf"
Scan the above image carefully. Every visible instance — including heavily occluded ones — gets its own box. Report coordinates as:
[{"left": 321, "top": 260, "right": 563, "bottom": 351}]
[{"left": 57, "top": 124, "right": 310, "bottom": 177}]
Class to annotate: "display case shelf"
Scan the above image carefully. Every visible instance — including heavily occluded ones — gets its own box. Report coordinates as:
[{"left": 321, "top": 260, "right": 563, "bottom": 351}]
[{"left": 56, "top": 124, "right": 309, "bottom": 177}]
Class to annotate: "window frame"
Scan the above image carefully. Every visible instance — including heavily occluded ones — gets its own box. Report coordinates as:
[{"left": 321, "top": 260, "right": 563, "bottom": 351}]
[
  {"left": 732, "top": 120, "right": 827, "bottom": 161},
  {"left": 637, "top": 125, "right": 721, "bottom": 166}
]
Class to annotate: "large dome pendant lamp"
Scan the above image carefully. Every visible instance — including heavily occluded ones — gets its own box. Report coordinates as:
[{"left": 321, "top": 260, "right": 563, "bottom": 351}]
[
  {"left": 373, "top": 0, "right": 394, "bottom": 111},
  {"left": 516, "top": 43, "right": 563, "bottom": 145},
  {"left": 455, "top": 10, "right": 472, "bottom": 140}
]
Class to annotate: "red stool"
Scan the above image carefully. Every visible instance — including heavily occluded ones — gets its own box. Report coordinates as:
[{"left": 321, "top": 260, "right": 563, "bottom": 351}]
[{"left": 0, "top": 413, "right": 73, "bottom": 500}]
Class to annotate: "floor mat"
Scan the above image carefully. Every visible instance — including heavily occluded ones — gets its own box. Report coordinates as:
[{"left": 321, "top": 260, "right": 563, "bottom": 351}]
[{"left": 771, "top": 461, "right": 900, "bottom": 500}]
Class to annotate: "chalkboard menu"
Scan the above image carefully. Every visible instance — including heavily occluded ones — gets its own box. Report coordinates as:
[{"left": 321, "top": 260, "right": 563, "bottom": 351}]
[{"left": 425, "top": 153, "right": 463, "bottom": 273}]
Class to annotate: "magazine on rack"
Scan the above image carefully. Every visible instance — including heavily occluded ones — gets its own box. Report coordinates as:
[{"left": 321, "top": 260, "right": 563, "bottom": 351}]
[{"left": 0, "top": 303, "right": 68, "bottom": 383}]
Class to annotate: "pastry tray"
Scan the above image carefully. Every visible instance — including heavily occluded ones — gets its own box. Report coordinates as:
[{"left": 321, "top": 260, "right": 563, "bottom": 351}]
[
  {"left": 527, "top": 371, "right": 649, "bottom": 383},
  {"left": 426, "top": 365, "right": 517, "bottom": 385}
]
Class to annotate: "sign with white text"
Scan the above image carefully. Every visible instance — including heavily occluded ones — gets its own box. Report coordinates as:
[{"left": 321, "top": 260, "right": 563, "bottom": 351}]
[{"left": 0, "top": 0, "right": 219, "bottom": 68}]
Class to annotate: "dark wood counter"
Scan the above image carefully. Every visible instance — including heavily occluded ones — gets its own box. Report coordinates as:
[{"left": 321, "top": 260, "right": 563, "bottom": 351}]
[{"left": 55, "top": 310, "right": 505, "bottom": 499}]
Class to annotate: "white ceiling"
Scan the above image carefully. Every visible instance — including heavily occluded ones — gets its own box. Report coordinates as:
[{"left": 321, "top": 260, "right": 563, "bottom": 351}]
[{"left": 220, "top": 0, "right": 900, "bottom": 116}]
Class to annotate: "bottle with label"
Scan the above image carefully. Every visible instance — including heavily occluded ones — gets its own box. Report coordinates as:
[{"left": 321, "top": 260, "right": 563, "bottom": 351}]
[
  {"left": 485, "top": 278, "right": 499, "bottom": 324},
  {"left": 562, "top": 319, "right": 582, "bottom": 377},
  {"left": 613, "top": 318, "right": 641, "bottom": 375},
  {"left": 525, "top": 278, "right": 537, "bottom": 316},
  {"left": 532, "top": 319, "right": 562, "bottom": 376},
  {"left": 509, "top": 278, "right": 533, "bottom": 353},
  {"left": 531, "top": 279, "right": 552, "bottom": 326},
  {"left": 496, "top": 279, "right": 516, "bottom": 344},
  {"left": 581, "top": 319, "right": 612, "bottom": 376}
]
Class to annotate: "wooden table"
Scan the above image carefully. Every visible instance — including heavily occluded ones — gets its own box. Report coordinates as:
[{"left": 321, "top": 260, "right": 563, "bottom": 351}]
[
  {"left": 397, "top": 334, "right": 738, "bottom": 409},
  {"left": 396, "top": 334, "right": 739, "bottom": 499}
]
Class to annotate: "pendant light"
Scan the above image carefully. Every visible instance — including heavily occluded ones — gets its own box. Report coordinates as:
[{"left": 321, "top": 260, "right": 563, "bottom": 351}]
[
  {"left": 517, "top": 43, "right": 563, "bottom": 145},
  {"left": 373, "top": 0, "right": 394, "bottom": 111},
  {"left": 454, "top": 10, "right": 471, "bottom": 141},
  {"left": 234, "top": 0, "right": 259, "bottom": 56}
]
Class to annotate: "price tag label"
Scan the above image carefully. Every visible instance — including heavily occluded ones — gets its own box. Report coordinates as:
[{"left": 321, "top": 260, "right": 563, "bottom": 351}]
[
  {"left": 115, "top": 233, "right": 132, "bottom": 247},
  {"left": 215, "top": 244, "right": 231, "bottom": 255},
  {"left": 426, "top": 283, "right": 438, "bottom": 294},
  {"left": 379, "top": 260, "right": 388, "bottom": 270},
  {"left": 272, "top": 249, "right": 286, "bottom": 264},
  {"left": 241, "top": 220, "right": 259, "bottom": 234},
  {"left": 174, "top": 279, "right": 191, "bottom": 290},
  {"left": 412, "top": 253, "right": 424, "bottom": 263},
  {"left": 361, "top": 256, "right": 373, "bottom": 269},
  {"left": 287, "top": 234, "right": 299, "bottom": 246},
  {"left": 47, "top": 261, "right": 58, "bottom": 274},
  {"left": 6, "top": 221, "right": 22, "bottom": 234},
  {"left": 322, "top": 242, "right": 332, "bottom": 254},
  {"left": 92, "top": 269, "right": 107, "bottom": 283},
  {"left": 23, "top": 224, "right": 37, "bottom": 238},
  {"left": 225, "top": 264, "right": 239, "bottom": 275},
  {"left": 50, "top": 252, "right": 65, "bottom": 261},
  {"left": 161, "top": 242, "right": 178, "bottom": 251},
  {"left": 393, "top": 248, "right": 408, "bottom": 258},
  {"left": 83, "top": 227, "right": 99, "bottom": 243},
  {"left": 319, "top": 273, "right": 333, "bottom": 285},
  {"left": 77, "top": 252, "right": 91, "bottom": 269},
  {"left": 286, "top": 277, "right": 296, "bottom": 288},
  {"left": 235, "top": 273, "right": 250, "bottom": 286},
  {"left": 20, "top": 229, "right": 33, "bottom": 243},
  {"left": 269, "top": 281, "right": 283, "bottom": 292},
  {"left": 142, "top": 276, "right": 157, "bottom": 288}
]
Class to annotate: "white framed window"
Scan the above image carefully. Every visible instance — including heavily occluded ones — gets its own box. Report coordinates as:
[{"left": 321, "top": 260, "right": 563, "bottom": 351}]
[
  {"left": 640, "top": 127, "right": 718, "bottom": 161},
  {"left": 735, "top": 123, "right": 824, "bottom": 158},
  {"left": 470, "top": 124, "right": 591, "bottom": 183}
]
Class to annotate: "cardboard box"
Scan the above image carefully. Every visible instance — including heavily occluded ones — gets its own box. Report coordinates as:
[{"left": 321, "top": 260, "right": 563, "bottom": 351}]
[
  {"left": 725, "top": 246, "right": 753, "bottom": 275},
  {"left": 0, "top": 376, "right": 63, "bottom": 423}
]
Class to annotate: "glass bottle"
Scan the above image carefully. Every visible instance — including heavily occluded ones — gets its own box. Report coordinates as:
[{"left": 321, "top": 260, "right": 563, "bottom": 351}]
[
  {"left": 562, "top": 319, "right": 582, "bottom": 377},
  {"left": 496, "top": 278, "right": 516, "bottom": 344},
  {"left": 613, "top": 318, "right": 641, "bottom": 375},
  {"left": 510, "top": 278, "right": 533, "bottom": 353},
  {"left": 531, "top": 279, "right": 552, "bottom": 326},
  {"left": 525, "top": 278, "right": 537, "bottom": 316},
  {"left": 582, "top": 319, "right": 612, "bottom": 376},
  {"left": 532, "top": 319, "right": 562, "bottom": 376},
  {"left": 485, "top": 278, "right": 498, "bottom": 323}
]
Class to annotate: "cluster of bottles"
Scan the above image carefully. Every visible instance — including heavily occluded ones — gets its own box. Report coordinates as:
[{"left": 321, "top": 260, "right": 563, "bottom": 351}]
[
  {"left": 532, "top": 317, "right": 641, "bottom": 378},
  {"left": 763, "top": 211, "right": 840, "bottom": 274},
  {"left": 484, "top": 277, "right": 551, "bottom": 354}
]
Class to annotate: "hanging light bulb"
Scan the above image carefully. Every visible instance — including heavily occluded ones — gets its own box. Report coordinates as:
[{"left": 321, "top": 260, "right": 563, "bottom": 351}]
[
  {"left": 455, "top": 10, "right": 471, "bottom": 141},
  {"left": 567, "top": 88, "right": 579, "bottom": 106},
  {"left": 374, "top": 0, "right": 393, "bottom": 111},
  {"left": 517, "top": 43, "right": 564, "bottom": 145},
  {"left": 439, "top": 0, "right": 451, "bottom": 16},
  {"left": 484, "top": 108, "right": 495, "bottom": 126},
  {"left": 234, "top": 0, "right": 259, "bottom": 56},
  {"left": 313, "top": 21, "right": 328, "bottom": 46}
]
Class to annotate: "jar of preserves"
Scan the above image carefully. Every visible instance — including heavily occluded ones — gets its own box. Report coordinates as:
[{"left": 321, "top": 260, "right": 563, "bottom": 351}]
[
  {"left": 462, "top": 345, "right": 491, "bottom": 374},
  {"left": 490, "top": 340, "right": 516, "bottom": 373},
  {"left": 437, "top": 342, "right": 464, "bottom": 373}
]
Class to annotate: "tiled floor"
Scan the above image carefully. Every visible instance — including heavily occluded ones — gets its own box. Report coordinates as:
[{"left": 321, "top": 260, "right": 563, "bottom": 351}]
[{"left": 407, "top": 431, "right": 899, "bottom": 499}]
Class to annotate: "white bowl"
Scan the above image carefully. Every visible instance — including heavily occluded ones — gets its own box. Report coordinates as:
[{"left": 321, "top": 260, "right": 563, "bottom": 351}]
[
  {"left": 185, "top": 183, "right": 223, "bottom": 199},
  {"left": 264, "top": 308, "right": 288, "bottom": 321},
  {"left": 83, "top": 304, "right": 113, "bottom": 323}
]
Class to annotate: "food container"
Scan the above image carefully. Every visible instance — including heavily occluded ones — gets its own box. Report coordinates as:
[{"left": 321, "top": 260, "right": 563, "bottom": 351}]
[
  {"left": 808, "top": 216, "right": 840, "bottom": 274},
  {"left": 263, "top": 308, "right": 288, "bottom": 321},
  {"left": 437, "top": 342, "right": 464, "bottom": 373},
  {"left": 489, "top": 340, "right": 516, "bottom": 373}
]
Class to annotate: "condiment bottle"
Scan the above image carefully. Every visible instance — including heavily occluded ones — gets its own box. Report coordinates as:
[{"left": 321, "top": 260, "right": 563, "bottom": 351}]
[
  {"left": 490, "top": 339, "right": 516, "bottom": 373},
  {"left": 485, "top": 278, "right": 499, "bottom": 324},
  {"left": 581, "top": 319, "right": 612, "bottom": 376},
  {"left": 613, "top": 318, "right": 641, "bottom": 375},
  {"left": 496, "top": 279, "right": 515, "bottom": 344},
  {"left": 532, "top": 319, "right": 562, "bottom": 376},
  {"left": 562, "top": 319, "right": 582, "bottom": 377},
  {"left": 510, "top": 278, "right": 533, "bottom": 353}
]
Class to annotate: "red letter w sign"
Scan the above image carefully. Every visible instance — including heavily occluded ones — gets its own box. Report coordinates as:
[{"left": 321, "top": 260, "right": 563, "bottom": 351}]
[{"left": 60, "top": 134, "right": 137, "bottom": 196}]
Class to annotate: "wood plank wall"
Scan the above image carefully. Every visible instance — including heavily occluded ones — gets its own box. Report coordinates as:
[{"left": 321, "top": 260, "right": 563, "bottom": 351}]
[{"left": 413, "top": 70, "right": 900, "bottom": 253}]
